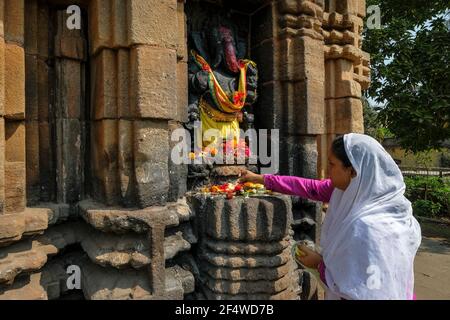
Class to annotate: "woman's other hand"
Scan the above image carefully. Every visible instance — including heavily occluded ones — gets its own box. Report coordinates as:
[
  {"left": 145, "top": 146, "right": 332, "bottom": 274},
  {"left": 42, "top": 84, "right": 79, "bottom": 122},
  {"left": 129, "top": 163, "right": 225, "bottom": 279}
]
[
  {"left": 238, "top": 169, "right": 264, "bottom": 184},
  {"left": 296, "top": 245, "right": 323, "bottom": 270}
]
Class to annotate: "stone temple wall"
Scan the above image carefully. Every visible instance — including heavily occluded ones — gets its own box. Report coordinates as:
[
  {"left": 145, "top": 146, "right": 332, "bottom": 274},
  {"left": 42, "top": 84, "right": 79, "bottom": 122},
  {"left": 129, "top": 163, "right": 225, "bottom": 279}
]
[
  {"left": 1, "top": 0, "right": 194, "bottom": 300},
  {"left": 251, "top": 0, "right": 369, "bottom": 249},
  {"left": 0, "top": 0, "right": 369, "bottom": 300}
]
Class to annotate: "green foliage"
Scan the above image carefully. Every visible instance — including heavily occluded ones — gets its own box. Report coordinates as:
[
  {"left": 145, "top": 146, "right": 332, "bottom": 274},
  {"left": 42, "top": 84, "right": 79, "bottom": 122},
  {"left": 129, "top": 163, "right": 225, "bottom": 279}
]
[
  {"left": 363, "top": 0, "right": 450, "bottom": 152},
  {"left": 412, "top": 200, "right": 442, "bottom": 217},
  {"left": 442, "top": 153, "right": 450, "bottom": 167},
  {"left": 404, "top": 176, "right": 450, "bottom": 217},
  {"left": 363, "top": 98, "right": 394, "bottom": 142},
  {"left": 363, "top": 99, "right": 380, "bottom": 138},
  {"left": 412, "top": 150, "right": 434, "bottom": 168}
]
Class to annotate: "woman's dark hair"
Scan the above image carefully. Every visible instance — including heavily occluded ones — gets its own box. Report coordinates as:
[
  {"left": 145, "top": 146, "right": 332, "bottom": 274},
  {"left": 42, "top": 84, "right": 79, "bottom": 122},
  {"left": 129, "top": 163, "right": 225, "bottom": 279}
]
[{"left": 331, "top": 136, "right": 352, "bottom": 167}]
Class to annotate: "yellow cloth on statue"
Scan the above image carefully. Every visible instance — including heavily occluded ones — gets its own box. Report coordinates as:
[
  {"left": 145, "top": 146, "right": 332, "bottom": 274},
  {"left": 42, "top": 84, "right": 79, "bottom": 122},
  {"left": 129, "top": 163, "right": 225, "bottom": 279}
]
[
  {"left": 191, "top": 51, "right": 257, "bottom": 148},
  {"left": 200, "top": 106, "right": 240, "bottom": 147}
]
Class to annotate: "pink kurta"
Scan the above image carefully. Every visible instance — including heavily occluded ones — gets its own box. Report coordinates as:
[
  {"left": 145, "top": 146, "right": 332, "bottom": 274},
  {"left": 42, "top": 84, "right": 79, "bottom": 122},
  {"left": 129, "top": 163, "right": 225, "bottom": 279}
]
[{"left": 263, "top": 175, "right": 334, "bottom": 203}]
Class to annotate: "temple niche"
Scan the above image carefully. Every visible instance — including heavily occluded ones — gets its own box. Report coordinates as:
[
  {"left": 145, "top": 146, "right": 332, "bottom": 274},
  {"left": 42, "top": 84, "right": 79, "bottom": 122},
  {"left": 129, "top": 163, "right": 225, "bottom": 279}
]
[{"left": 0, "top": 0, "right": 369, "bottom": 300}]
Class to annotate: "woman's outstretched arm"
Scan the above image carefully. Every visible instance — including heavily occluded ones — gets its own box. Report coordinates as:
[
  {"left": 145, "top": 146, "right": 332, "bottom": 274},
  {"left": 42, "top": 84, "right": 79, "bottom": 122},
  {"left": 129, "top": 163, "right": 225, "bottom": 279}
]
[
  {"left": 239, "top": 170, "right": 333, "bottom": 203},
  {"left": 263, "top": 175, "right": 333, "bottom": 203}
]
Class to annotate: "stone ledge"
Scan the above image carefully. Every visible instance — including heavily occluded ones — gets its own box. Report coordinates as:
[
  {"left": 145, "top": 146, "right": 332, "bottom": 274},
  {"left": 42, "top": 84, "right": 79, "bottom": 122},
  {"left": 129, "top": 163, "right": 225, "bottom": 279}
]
[
  {"left": 38, "top": 203, "right": 71, "bottom": 226},
  {"left": 324, "top": 44, "right": 366, "bottom": 64},
  {"left": 0, "top": 208, "right": 51, "bottom": 247},
  {"left": 0, "top": 248, "right": 51, "bottom": 285},
  {"left": 323, "top": 12, "right": 363, "bottom": 31},
  {"left": 0, "top": 220, "right": 195, "bottom": 284},
  {"left": 79, "top": 198, "right": 193, "bottom": 234},
  {"left": 0, "top": 203, "right": 73, "bottom": 248},
  {"left": 278, "top": 0, "right": 324, "bottom": 18}
]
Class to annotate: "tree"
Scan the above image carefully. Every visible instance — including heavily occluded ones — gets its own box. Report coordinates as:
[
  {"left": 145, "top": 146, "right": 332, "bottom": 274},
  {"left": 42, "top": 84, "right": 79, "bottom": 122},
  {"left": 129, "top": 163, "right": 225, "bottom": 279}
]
[
  {"left": 363, "top": 0, "right": 450, "bottom": 152},
  {"left": 363, "top": 98, "right": 392, "bottom": 142}
]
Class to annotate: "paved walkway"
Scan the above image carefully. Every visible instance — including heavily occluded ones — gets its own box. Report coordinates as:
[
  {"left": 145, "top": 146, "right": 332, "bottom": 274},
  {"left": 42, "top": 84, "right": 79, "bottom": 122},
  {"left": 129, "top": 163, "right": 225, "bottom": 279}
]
[{"left": 414, "top": 232, "right": 450, "bottom": 300}]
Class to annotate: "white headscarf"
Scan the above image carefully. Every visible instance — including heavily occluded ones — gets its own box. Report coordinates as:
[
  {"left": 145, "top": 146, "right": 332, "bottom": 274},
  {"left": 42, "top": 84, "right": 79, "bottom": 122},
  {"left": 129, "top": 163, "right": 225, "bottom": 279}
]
[{"left": 320, "top": 133, "right": 421, "bottom": 300}]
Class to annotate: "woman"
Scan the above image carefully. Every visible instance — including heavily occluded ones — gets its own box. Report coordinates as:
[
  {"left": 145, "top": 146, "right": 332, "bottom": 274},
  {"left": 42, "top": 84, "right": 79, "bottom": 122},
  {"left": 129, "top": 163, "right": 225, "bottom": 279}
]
[{"left": 239, "top": 133, "right": 421, "bottom": 300}]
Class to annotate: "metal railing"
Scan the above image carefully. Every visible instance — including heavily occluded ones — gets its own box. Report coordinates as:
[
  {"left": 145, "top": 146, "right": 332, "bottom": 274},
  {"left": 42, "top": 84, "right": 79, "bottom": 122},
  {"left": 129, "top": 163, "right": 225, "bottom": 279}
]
[{"left": 399, "top": 166, "right": 450, "bottom": 178}]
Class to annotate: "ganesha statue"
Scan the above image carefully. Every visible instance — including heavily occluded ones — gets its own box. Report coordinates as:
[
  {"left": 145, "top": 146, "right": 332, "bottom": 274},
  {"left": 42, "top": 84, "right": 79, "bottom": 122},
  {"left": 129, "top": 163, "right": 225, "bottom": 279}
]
[{"left": 187, "top": 15, "right": 258, "bottom": 153}]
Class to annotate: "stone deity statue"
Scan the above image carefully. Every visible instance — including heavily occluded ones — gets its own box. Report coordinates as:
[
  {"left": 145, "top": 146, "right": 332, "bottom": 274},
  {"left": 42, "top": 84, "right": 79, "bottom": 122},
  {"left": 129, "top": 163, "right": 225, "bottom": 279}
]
[{"left": 187, "top": 16, "right": 258, "bottom": 152}]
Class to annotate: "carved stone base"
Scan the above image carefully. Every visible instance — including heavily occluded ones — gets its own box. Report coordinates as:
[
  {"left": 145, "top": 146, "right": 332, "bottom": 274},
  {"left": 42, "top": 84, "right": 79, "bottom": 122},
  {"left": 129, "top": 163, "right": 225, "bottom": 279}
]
[{"left": 188, "top": 193, "right": 301, "bottom": 300}]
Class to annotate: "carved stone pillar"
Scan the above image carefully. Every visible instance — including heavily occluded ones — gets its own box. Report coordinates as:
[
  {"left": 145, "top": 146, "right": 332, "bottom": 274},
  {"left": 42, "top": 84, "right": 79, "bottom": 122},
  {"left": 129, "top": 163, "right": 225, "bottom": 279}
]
[
  {"left": 320, "top": 0, "right": 370, "bottom": 178},
  {"left": 189, "top": 193, "right": 300, "bottom": 299}
]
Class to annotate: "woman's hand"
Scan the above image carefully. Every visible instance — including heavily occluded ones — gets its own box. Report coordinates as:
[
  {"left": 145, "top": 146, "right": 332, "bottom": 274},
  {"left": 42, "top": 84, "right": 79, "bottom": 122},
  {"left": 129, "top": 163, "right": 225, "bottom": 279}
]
[
  {"left": 238, "top": 170, "right": 264, "bottom": 185},
  {"left": 296, "top": 245, "right": 323, "bottom": 270}
]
